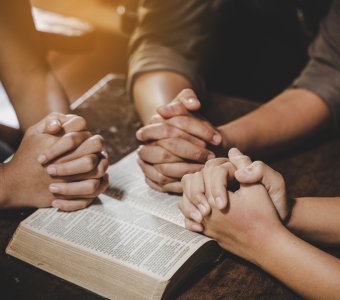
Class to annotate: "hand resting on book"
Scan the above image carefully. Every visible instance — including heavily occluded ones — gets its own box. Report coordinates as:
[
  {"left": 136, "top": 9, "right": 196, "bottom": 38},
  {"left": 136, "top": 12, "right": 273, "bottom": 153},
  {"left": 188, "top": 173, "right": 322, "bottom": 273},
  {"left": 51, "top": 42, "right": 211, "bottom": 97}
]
[
  {"left": 136, "top": 89, "right": 222, "bottom": 193},
  {"left": 1, "top": 113, "right": 109, "bottom": 211}
]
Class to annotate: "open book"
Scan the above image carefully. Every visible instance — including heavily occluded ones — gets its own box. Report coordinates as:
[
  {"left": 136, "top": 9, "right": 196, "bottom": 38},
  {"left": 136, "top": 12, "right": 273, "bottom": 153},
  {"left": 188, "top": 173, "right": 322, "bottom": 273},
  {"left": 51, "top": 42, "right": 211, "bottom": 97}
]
[{"left": 6, "top": 151, "right": 221, "bottom": 299}]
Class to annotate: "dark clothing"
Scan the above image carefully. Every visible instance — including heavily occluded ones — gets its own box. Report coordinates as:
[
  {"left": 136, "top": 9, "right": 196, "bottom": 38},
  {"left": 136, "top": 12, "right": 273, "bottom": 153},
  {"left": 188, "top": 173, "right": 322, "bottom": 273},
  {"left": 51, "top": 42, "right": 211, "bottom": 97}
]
[
  {"left": 129, "top": 0, "right": 340, "bottom": 127},
  {"left": 0, "top": 140, "right": 13, "bottom": 162}
]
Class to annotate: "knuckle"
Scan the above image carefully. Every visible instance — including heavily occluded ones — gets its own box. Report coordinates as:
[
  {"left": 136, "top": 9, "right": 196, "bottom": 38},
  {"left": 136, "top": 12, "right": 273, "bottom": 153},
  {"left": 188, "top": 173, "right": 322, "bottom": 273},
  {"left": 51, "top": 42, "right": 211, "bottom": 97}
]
[
  {"left": 160, "top": 150, "right": 171, "bottom": 161},
  {"left": 77, "top": 117, "right": 87, "bottom": 130},
  {"left": 65, "top": 133, "right": 79, "bottom": 147},
  {"left": 89, "top": 180, "right": 100, "bottom": 193},
  {"left": 253, "top": 160, "right": 265, "bottom": 172},
  {"left": 157, "top": 163, "right": 169, "bottom": 175},
  {"left": 181, "top": 173, "right": 193, "bottom": 184},
  {"left": 84, "top": 155, "right": 97, "bottom": 169},
  {"left": 193, "top": 150, "right": 207, "bottom": 162}
]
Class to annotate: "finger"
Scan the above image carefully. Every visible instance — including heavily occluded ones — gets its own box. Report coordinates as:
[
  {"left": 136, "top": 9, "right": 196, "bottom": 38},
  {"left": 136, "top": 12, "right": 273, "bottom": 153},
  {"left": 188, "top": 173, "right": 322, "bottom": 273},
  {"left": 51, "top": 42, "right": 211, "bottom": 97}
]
[
  {"left": 61, "top": 115, "right": 87, "bottom": 133},
  {"left": 44, "top": 118, "right": 63, "bottom": 135},
  {"left": 188, "top": 172, "right": 211, "bottom": 216},
  {"left": 148, "top": 114, "right": 163, "bottom": 124},
  {"left": 54, "top": 155, "right": 109, "bottom": 181},
  {"left": 178, "top": 193, "right": 203, "bottom": 223},
  {"left": 181, "top": 172, "right": 209, "bottom": 217},
  {"left": 228, "top": 147, "right": 253, "bottom": 169},
  {"left": 46, "top": 154, "right": 99, "bottom": 176},
  {"left": 52, "top": 175, "right": 109, "bottom": 198},
  {"left": 145, "top": 177, "right": 182, "bottom": 193},
  {"left": 167, "top": 116, "right": 222, "bottom": 145},
  {"left": 184, "top": 217, "right": 204, "bottom": 232},
  {"left": 29, "top": 112, "right": 66, "bottom": 135},
  {"left": 49, "top": 178, "right": 101, "bottom": 196},
  {"left": 136, "top": 123, "right": 206, "bottom": 148},
  {"left": 157, "top": 138, "right": 215, "bottom": 163},
  {"left": 138, "top": 159, "right": 177, "bottom": 185},
  {"left": 55, "top": 135, "right": 105, "bottom": 163},
  {"left": 154, "top": 162, "right": 203, "bottom": 178},
  {"left": 210, "top": 162, "right": 236, "bottom": 209},
  {"left": 138, "top": 144, "right": 183, "bottom": 164},
  {"left": 202, "top": 158, "right": 229, "bottom": 207},
  {"left": 37, "top": 131, "right": 92, "bottom": 164},
  {"left": 235, "top": 161, "right": 288, "bottom": 220},
  {"left": 157, "top": 89, "right": 201, "bottom": 118},
  {"left": 52, "top": 198, "right": 94, "bottom": 211}
]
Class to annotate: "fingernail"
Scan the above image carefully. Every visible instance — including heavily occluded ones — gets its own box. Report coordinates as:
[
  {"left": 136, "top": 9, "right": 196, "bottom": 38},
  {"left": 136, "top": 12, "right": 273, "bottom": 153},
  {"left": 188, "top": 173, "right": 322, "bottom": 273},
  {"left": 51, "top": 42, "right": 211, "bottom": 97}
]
[
  {"left": 185, "top": 98, "right": 199, "bottom": 105},
  {"left": 101, "top": 150, "right": 109, "bottom": 158},
  {"left": 37, "top": 154, "right": 47, "bottom": 164},
  {"left": 198, "top": 204, "right": 208, "bottom": 215},
  {"left": 47, "top": 166, "right": 57, "bottom": 175},
  {"left": 47, "top": 119, "right": 61, "bottom": 129},
  {"left": 190, "top": 211, "right": 202, "bottom": 222},
  {"left": 207, "top": 153, "right": 215, "bottom": 160},
  {"left": 229, "top": 147, "right": 242, "bottom": 156},
  {"left": 192, "top": 224, "right": 203, "bottom": 232},
  {"left": 212, "top": 134, "right": 222, "bottom": 144},
  {"left": 52, "top": 200, "right": 61, "bottom": 209},
  {"left": 136, "top": 129, "right": 143, "bottom": 140},
  {"left": 49, "top": 184, "right": 60, "bottom": 193},
  {"left": 215, "top": 196, "right": 226, "bottom": 209}
]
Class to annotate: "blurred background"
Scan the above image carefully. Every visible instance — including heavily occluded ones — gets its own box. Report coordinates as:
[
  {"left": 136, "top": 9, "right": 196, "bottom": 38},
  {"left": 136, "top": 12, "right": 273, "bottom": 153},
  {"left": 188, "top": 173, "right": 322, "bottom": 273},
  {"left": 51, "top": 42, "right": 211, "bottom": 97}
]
[{"left": 0, "top": 0, "right": 138, "bottom": 128}]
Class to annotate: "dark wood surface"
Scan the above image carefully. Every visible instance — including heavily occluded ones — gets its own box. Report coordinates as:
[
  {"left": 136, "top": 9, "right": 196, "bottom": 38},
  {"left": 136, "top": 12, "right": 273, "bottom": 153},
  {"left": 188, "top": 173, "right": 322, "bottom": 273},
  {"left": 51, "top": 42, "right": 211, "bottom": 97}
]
[{"left": 1, "top": 74, "right": 340, "bottom": 299}]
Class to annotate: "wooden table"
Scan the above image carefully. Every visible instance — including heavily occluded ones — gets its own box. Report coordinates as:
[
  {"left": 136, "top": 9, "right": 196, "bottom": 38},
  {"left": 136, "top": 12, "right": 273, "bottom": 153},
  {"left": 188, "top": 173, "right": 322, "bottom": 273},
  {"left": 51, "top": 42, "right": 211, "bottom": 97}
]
[{"left": 1, "top": 74, "right": 340, "bottom": 299}]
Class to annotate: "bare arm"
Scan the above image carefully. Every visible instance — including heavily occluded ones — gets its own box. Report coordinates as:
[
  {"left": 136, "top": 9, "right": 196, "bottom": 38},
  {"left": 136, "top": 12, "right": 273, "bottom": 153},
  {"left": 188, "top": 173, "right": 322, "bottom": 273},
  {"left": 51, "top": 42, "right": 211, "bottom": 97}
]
[
  {"left": 286, "top": 196, "right": 340, "bottom": 246},
  {"left": 219, "top": 88, "right": 331, "bottom": 156},
  {"left": 256, "top": 225, "right": 340, "bottom": 300},
  {"left": 133, "top": 71, "right": 192, "bottom": 124},
  {"left": 0, "top": 0, "right": 70, "bottom": 131},
  {"left": 129, "top": 0, "right": 211, "bottom": 124}
]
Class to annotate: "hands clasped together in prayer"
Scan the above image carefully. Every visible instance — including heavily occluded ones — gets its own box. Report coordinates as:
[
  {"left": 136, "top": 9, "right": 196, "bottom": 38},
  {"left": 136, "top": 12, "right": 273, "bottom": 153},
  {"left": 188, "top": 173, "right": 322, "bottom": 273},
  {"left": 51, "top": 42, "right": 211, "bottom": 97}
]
[
  {"left": 136, "top": 89, "right": 225, "bottom": 193},
  {"left": 1, "top": 113, "right": 109, "bottom": 211}
]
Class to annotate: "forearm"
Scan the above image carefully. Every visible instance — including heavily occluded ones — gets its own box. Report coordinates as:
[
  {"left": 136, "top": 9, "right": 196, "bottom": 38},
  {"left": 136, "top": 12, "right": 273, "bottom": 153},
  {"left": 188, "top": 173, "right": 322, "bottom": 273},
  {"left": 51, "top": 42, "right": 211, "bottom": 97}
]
[
  {"left": 256, "top": 226, "right": 340, "bottom": 299},
  {"left": 132, "top": 71, "right": 192, "bottom": 124},
  {"left": 4, "top": 69, "right": 70, "bottom": 131},
  {"left": 218, "top": 88, "right": 331, "bottom": 156},
  {"left": 287, "top": 197, "right": 340, "bottom": 246},
  {"left": 0, "top": 163, "right": 10, "bottom": 208},
  {"left": 0, "top": 0, "right": 70, "bottom": 131}
]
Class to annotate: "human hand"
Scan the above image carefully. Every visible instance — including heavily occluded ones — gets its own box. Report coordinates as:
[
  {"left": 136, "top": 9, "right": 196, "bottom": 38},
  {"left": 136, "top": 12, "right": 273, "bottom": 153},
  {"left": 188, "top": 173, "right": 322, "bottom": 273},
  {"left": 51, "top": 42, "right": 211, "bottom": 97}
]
[
  {"left": 2, "top": 114, "right": 109, "bottom": 211},
  {"left": 180, "top": 148, "right": 290, "bottom": 231},
  {"left": 136, "top": 89, "right": 222, "bottom": 193},
  {"left": 180, "top": 157, "right": 236, "bottom": 231}
]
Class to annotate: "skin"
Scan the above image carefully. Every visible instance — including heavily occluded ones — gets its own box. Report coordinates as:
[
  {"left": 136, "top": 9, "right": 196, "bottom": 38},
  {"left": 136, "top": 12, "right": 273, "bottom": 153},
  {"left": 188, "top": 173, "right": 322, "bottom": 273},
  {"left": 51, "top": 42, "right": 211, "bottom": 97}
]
[
  {"left": 133, "top": 70, "right": 330, "bottom": 193},
  {"left": 180, "top": 148, "right": 340, "bottom": 299},
  {"left": 0, "top": 114, "right": 109, "bottom": 211},
  {"left": 0, "top": 0, "right": 70, "bottom": 131},
  {"left": 136, "top": 89, "right": 222, "bottom": 193},
  {"left": 133, "top": 71, "right": 192, "bottom": 124}
]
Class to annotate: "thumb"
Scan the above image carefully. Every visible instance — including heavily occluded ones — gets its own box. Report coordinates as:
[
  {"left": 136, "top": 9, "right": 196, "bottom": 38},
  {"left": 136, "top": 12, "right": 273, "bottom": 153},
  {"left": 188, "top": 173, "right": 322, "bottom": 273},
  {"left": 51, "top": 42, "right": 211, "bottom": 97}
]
[
  {"left": 235, "top": 161, "right": 289, "bottom": 220},
  {"left": 157, "top": 89, "right": 201, "bottom": 119}
]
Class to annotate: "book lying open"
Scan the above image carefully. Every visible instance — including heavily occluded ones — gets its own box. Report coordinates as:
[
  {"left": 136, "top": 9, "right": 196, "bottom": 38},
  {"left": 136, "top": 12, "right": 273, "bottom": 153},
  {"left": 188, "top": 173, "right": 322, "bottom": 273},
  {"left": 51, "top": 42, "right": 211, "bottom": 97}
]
[{"left": 6, "top": 151, "right": 221, "bottom": 299}]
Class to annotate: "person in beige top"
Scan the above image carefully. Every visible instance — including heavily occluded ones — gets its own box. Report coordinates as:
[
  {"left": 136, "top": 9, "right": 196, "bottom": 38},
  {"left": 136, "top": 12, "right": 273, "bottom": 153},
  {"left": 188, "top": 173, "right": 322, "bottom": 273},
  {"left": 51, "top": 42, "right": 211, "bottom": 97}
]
[{"left": 130, "top": 0, "right": 340, "bottom": 193}]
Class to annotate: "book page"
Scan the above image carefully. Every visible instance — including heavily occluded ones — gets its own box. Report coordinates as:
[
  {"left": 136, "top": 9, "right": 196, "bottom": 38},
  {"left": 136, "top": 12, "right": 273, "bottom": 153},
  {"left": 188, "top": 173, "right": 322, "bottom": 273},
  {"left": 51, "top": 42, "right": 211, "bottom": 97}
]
[
  {"left": 22, "top": 198, "right": 211, "bottom": 280},
  {"left": 104, "top": 151, "right": 185, "bottom": 227}
]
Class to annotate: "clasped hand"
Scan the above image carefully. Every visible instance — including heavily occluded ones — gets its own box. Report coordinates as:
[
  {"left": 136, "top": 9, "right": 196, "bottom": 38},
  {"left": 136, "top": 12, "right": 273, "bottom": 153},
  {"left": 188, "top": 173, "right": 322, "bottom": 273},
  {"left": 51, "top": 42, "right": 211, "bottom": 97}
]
[
  {"left": 136, "top": 89, "right": 224, "bottom": 193},
  {"left": 3, "top": 113, "right": 109, "bottom": 211},
  {"left": 179, "top": 148, "right": 291, "bottom": 263}
]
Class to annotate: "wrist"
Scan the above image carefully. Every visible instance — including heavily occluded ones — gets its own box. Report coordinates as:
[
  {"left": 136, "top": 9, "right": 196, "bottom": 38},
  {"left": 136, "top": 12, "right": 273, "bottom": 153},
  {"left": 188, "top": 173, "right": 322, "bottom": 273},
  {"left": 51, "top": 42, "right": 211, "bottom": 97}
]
[
  {"left": 246, "top": 223, "right": 288, "bottom": 267},
  {"left": 217, "top": 123, "right": 249, "bottom": 153},
  {"left": 0, "top": 163, "right": 12, "bottom": 208}
]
